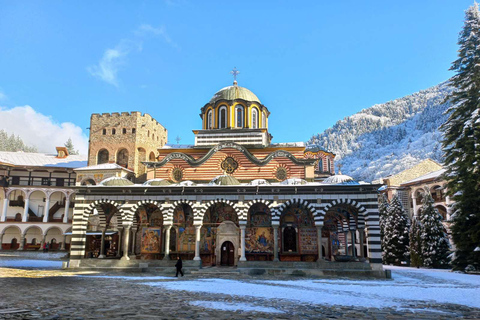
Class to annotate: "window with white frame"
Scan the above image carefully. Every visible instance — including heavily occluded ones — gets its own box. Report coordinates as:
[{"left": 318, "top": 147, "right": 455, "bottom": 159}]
[
  {"left": 252, "top": 108, "right": 258, "bottom": 129},
  {"left": 219, "top": 106, "right": 227, "bottom": 128},
  {"left": 207, "top": 110, "right": 213, "bottom": 129},
  {"left": 236, "top": 106, "right": 244, "bottom": 128}
]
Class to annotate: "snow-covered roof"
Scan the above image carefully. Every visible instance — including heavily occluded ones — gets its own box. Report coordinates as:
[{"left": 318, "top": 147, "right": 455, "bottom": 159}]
[
  {"left": 401, "top": 169, "right": 446, "bottom": 185},
  {"left": 74, "top": 163, "right": 134, "bottom": 172},
  {"left": 280, "top": 178, "right": 307, "bottom": 185},
  {"left": 99, "top": 176, "right": 134, "bottom": 186},
  {"left": 143, "top": 178, "right": 172, "bottom": 186},
  {"left": 161, "top": 144, "right": 195, "bottom": 149},
  {"left": 175, "top": 180, "right": 196, "bottom": 186},
  {"left": 0, "top": 151, "right": 87, "bottom": 168},
  {"left": 270, "top": 142, "right": 305, "bottom": 148},
  {"left": 248, "top": 179, "right": 271, "bottom": 186},
  {"left": 322, "top": 174, "right": 359, "bottom": 185}
]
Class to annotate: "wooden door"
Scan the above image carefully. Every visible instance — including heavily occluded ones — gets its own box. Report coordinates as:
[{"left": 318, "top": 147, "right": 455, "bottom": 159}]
[{"left": 221, "top": 241, "right": 234, "bottom": 266}]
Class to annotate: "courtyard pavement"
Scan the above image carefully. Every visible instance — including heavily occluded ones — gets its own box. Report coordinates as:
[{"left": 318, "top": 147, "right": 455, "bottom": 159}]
[{"left": 0, "top": 252, "right": 479, "bottom": 319}]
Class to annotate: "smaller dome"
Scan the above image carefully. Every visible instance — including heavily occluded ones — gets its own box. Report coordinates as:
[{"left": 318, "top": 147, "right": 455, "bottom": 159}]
[
  {"left": 323, "top": 174, "right": 359, "bottom": 185},
  {"left": 143, "top": 178, "right": 172, "bottom": 186},
  {"left": 280, "top": 178, "right": 308, "bottom": 185},
  {"left": 209, "top": 175, "right": 241, "bottom": 186},
  {"left": 100, "top": 177, "right": 134, "bottom": 186},
  {"left": 248, "top": 179, "right": 271, "bottom": 186},
  {"left": 210, "top": 85, "right": 261, "bottom": 104}
]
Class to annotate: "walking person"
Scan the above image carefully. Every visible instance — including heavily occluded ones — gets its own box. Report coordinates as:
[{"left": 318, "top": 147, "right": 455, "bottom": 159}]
[
  {"left": 175, "top": 256, "right": 184, "bottom": 277},
  {"left": 43, "top": 242, "right": 47, "bottom": 253},
  {"left": 45, "top": 242, "right": 49, "bottom": 253}
]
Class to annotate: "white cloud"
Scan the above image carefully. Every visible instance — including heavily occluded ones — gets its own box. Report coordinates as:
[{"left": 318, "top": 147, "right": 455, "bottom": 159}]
[
  {"left": 0, "top": 106, "right": 89, "bottom": 154},
  {"left": 87, "top": 40, "right": 141, "bottom": 87},
  {"left": 136, "top": 24, "right": 178, "bottom": 48}
]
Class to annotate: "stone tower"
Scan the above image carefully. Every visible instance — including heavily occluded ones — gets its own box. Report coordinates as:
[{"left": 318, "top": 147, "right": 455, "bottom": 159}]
[{"left": 88, "top": 112, "right": 167, "bottom": 181}]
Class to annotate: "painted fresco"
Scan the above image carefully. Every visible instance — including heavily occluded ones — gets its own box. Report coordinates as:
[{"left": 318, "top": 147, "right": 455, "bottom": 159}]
[
  {"left": 280, "top": 205, "right": 314, "bottom": 227},
  {"left": 200, "top": 226, "right": 216, "bottom": 253},
  {"left": 299, "top": 227, "right": 318, "bottom": 254},
  {"left": 138, "top": 208, "right": 148, "bottom": 225},
  {"left": 206, "top": 204, "right": 238, "bottom": 224},
  {"left": 150, "top": 211, "right": 163, "bottom": 227},
  {"left": 248, "top": 203, "right": 271, "bottom": 227},
  {"left": 245, "top": 227, "right": 273, "bottom": 253},
  {"left": 173, "top": 205, "right": 193, "bottom": 226},
  {"left": 141, "top": 227, "right": 161, "bottom": 253},
  {"left": 178, "top": 226, "right": 195, "bottom": 251}
]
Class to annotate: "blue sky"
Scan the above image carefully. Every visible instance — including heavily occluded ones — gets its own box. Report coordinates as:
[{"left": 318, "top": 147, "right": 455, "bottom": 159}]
[{"left": 0, "top": 1, "right": 474, "bottom": 153}]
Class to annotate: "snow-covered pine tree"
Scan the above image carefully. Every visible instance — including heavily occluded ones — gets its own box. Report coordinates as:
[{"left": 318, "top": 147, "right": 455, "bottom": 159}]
[
  {"left": 0, "top": 129, "right": 37, "bottom": 152},
  {"left": 378, "top": 193, "right": 389, "bottom": 262},
  {"left": 440, "top": 2, "right": 480, "bottom": 271},
  {"left": 409, "top": 216, "right": 422, "bottom": 268},
  {"left": 64, "top": 138, "right": 79, "bottom": 155},
  {"left": 382, "top": 194, "right": 410, "bottom": 265},
  {"left": 420, "top": 187, "right": 451, "bottom": 268}
]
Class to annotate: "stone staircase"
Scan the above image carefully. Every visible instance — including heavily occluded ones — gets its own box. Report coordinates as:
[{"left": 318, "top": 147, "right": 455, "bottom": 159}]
[{"left": 190, "top": 266, "right": 241, "bottom": 275}]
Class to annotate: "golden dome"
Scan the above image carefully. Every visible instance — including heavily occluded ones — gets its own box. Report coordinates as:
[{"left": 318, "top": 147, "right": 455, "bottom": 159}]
[{"left": 209, "top": 85, "right": 261, "bottom": 104}]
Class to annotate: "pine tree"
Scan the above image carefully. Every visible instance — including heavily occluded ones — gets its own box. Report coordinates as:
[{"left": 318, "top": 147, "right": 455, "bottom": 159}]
[
  {"left": 64, "top": 138, "right": 79, "bottom": 155},
  {"left": 441, "top": 2, "right": 480, "bottom": 271},
  {"left": 382, "top": 194, "right": 410, "bottom": 265},
  {"left": 0, "top": 129, "right": 37, "bottom": 152},
  {"left": 420, "top": 188, "right": 451, "bottom": 268},
  {"left": 409, "top": 216, "right": 422, "bottom": 267},
  {"left": 378, "top": 193, "right": 389, "bottom": 263}
]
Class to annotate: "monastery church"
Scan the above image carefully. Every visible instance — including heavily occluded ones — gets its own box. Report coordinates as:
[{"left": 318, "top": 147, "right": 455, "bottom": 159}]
[{"left": 67, "top": 75, "right": 383, "bottom": 276}]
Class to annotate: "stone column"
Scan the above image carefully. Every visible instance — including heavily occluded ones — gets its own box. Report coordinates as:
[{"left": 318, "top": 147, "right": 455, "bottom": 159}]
[
  {"left": 351, "top": 230, "right": 356, "bottom": 257},
  {"left": 18, "top": 235, "right": 25, "bottom": 250},
  {"left": 116, "top": 228, "right": 123, "bottom": 257},
  {"left": 0, "top": 233, "right": 4, "bottom": 251},
  {"left": 358, "top": 229, "right": 365, "bottom": 258},
  {"left": 163, "top": 225, "right": 172, "bottom": 260},
  {"left": 411, "top": 193, "right": 417, "bottom": 217},
  {"left": 273, "top": 225, "right": 279, "bottom": 262},
  {"left": 98, "top": 229, "right": 106, "bottom": 258},
  {"left": 194, "top": 225, "right": 201, "bottom": 261},
  {"left": 60, "top": 235, "right": 66, "bottom": 251},
  {"left": 63, "top": 197, "right": 70, "bottom": 223},
  {"left": 43, "top": 195, "right": 51, "bottom": 223},
  {"left": 121, "top": 223, "right": 132, "bottom": 261},
  {"left": 131, "top": 228, "right": 137, "bottom": 255},
  {"left": 22, "top": 197, "right": 30, "bottom": 222},
  {"left": 1, "top": 197, "right": 9, "bottom": 222},
  {"left": 239, "top": 225, "right": 246, "bottom": 262},
  {"left": 316, "top": 226, "right": 323, "bottom": 261}
]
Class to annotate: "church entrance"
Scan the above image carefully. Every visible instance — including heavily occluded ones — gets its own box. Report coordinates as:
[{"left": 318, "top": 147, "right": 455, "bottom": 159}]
[{"left": 220, "top": 241, "right": 235, "bottom": 266}]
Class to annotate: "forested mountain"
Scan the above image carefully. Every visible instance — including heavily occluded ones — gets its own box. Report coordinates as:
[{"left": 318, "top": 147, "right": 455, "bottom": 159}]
[{"left": 308, "top": 82, "right": 452, "bottom": 182}]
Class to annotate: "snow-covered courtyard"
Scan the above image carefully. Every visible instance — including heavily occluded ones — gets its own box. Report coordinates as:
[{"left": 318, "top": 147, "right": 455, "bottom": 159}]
[{"left": 1, "top": 255, "right": 479, "bottom": 319}]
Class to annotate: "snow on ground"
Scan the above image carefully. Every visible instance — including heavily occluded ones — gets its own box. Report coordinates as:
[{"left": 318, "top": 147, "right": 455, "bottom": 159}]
[
  {"left": 190, "top": 301, "right": 284, "bottom": 313},
  {"left": 0, "top": 251, "right": 67, "bottom": 260},
  {"left": 76, "top": 275, "right": 174, "bottom": 280},
  {"left": 142, "top": 267, "right": 480, "bottom": 310},
  {"left": 0, "top": 259, "right": 63, "bottom": 269}
]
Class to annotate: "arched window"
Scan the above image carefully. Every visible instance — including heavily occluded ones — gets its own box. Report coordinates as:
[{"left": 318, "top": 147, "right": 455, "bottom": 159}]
[
  {"left": 122, "top": 128, "right": 127, "bottom": 134},
  {"left": 149, "top": 152, "right": 156, "bottom": 161},
  {"left": 236, "top": 106, "right": 244, "bottom": 128},
  {"left": 207, "top": 110, "right": 213, "bottom": 129},
  {"left": 262, "top": 112, "right": 266, "bottom": 128},
  {"left": 252, "top": 108, "right": 258, "bottom": 129},
  {"left": 116, "top": 149, "right": 129, "bottom": 168},
  {"left": 219, "top": 106, "right": 227, "bottom": 129},
  {"left": 318, "top": 159, "right": 323, "bottom": 172},
  {"left": 97, "top": 149, "right": 109, "bottom": 165},
  {"left": 112, "top": 128, "right": 116, "bottom": 135},
  {"left": 327, "top": 158, "right": 331, "bottom": 173}
]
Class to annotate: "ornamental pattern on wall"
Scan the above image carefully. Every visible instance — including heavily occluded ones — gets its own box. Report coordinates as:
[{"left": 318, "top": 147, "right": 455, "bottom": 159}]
[{"left": 221, "top": 157, "right": 239, "bottom": 174}]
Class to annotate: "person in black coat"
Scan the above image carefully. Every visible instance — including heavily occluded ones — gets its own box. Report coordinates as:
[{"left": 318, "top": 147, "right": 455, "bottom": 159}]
[{"left": 175, "top": 257, "right": 184, "bottom": 277}]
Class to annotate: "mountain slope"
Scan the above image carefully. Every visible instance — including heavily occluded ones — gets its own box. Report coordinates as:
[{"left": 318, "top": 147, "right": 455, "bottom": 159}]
[{"left": 308, "top": 82, "right": 452, "bottom": 182}]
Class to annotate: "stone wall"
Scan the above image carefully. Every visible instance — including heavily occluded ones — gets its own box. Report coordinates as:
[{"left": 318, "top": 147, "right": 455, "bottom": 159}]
[{"left": 88, "top": 112, "right": 167, "bottom": 179}]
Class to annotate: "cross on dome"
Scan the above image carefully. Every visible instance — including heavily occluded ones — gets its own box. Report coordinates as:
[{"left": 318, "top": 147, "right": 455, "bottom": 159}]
[{"left": 230, "top": 67, "right": 240, "bottom": 85}]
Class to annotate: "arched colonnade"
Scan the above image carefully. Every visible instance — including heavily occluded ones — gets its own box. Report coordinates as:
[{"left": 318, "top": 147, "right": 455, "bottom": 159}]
[{"left": 71, "top": 198, "right": 376, "bottom": 264}]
